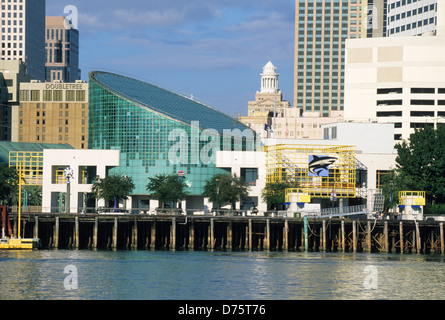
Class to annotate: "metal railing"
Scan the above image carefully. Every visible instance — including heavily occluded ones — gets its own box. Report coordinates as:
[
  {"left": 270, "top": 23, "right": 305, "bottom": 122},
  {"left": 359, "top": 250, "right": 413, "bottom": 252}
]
[
  {"left": 8, "top": 205, "right": 369, "bottom": 218},
  {"left": 320, "top": 204, "right": 368, "bottom": 217}
]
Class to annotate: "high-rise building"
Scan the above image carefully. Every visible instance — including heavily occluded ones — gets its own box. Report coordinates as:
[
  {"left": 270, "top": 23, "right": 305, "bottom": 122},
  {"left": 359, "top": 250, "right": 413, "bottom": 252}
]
[
  {"left": 45, "top": 16, "right": 81, "bottom": 82},
  {"left": 344, "top": 35, "right": 445, "bottom": 143},
  {"left": 0, "top": 0, "right": 46, "bottom": 81},
  {"left": 18, "top": 80, "right": 89, "bottom": 149},
  {"left": 0, "top": 60, "right": 30, "bottom": 141},
  {"left": 294, "top": 0, "right": 355, "bottom": 117},
  {"left": 386, "top": 0, "right": 437, "bottom": 36}
]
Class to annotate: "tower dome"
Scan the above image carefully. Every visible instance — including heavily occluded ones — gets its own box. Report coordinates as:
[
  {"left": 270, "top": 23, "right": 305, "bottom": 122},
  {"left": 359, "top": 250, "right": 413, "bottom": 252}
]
[{"left": 260, "top": 61, "right": 279, "bottom": 93}]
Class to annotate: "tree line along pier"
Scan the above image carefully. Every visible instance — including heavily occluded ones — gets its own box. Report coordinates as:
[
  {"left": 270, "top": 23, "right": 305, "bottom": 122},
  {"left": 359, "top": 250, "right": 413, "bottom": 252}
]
[{"left": 6, "top": 212, "right": 445, "bottom": 255}]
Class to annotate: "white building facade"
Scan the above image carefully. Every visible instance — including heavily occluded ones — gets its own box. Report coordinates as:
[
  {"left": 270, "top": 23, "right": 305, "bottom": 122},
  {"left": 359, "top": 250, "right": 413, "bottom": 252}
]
[
  {"left": 42, "top": 149, "right": 120, "bottom": 213},
  {"left": 344, "top": 35, "right": 445, "bottom": 143}
]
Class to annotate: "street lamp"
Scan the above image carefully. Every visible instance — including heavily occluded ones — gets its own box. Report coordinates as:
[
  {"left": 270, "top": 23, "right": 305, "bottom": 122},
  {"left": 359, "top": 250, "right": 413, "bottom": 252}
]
[{"left": 64, "top": 167, "right": 74, "bottom": 214}]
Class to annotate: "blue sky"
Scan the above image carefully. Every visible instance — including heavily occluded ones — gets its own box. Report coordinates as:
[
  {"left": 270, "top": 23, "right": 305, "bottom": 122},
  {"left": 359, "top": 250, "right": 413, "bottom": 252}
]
[{"left": 46, "top": 0, "right": 295, "bottom": 117}]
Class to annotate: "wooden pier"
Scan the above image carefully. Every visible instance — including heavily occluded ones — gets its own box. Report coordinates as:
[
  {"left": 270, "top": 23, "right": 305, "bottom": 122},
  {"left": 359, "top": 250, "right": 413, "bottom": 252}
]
[{"left": 8, "top": 213, "right": 445, "bottom": 254}]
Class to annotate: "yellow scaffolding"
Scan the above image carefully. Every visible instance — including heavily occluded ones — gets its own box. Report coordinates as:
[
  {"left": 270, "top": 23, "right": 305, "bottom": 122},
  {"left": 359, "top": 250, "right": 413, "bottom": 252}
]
[
  {"left": 9, "top": 152, "right": 43, "bottom": 186},
  {"left": 399, "top": 191, "right": 426, "bottom": 206},
  {"left": 265, "top": 144, "right": 356, "bottom": 198}
]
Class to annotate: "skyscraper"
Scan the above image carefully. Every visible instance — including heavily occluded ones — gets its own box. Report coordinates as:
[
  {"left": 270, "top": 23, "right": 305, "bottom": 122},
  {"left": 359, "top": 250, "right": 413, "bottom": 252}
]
[
  {"left": 0, "top": 0, "right": 46, "bottom": 80},
  {"left": 45, "top": 16, "right": 81, "bottom": 82},
  {"left": 386, "top": 0, "right": 437, "bottom": 36},
  {"left": 294, "top": 0, "right": 352, "bottom": 117}
]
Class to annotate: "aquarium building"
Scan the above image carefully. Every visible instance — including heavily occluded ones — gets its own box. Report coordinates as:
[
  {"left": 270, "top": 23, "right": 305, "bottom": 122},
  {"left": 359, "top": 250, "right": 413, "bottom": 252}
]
[{"left": 88, "top": 71, "right": 257, "bottom": 210}]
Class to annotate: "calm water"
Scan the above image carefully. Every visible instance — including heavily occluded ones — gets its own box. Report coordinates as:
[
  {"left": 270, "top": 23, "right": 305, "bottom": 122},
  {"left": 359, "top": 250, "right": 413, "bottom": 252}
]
[{"left": 1, "top": 249, "right": 445, "bottom": 300}]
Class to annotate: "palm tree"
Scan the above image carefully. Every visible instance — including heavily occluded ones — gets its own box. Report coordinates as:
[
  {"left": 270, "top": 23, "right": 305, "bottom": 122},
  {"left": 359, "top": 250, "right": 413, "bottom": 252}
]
[
  {"left": 262, "top": 181, "right": 299, "bottom": 210},
  {"left": 146, "top": 174, "right": 189, "bottom": 209},
  {"left": 203, "top": 173, "right": 250, "bottom": 210},
  {"left": 91, "top": 174, "right": 135, "bottom": 212}
]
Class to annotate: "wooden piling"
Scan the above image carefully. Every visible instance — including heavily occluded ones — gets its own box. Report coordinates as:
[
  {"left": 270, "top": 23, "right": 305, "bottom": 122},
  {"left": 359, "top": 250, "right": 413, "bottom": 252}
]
[
  {"left": 34, "top": 216, "right": 39, "bottom": 239},
  {"left": 341, "top": 220, "right": 345, "bottom": 253},
  {"left": 170, "top": 218, "right": 176, "bottom": 251},
  {"left": 415, "top": 220, "right": 421, "bottom": 254},
  {"left": 150, "top": 220, "right": 156, "bottom": 250},
  {"left": 188, "top": 220, "right": 194, "bottom": 251},
  {"left": 352, "top": 220, "right": 357, "bottom": 253},
  {"left": 283, "top": 219, "right": 289, "bottom": 252},
  {"left": 384, "top": 221, "right": 389, "bottom": 253},
  {"left": 112, "top": 217, "right": 118, "bottom": 250},
  {"left": 264, "top": 219, "right": 270, "bottom": 251},
  {"left": 322, "top": 220, "right": 327, "bottom": 252},
  {"left": 93, "top": 217, "right": 98, "bottom": 249},
  {"left": 74, "top": 216, "right": 79, "bottom": 249},
  {"left": 54, "top": 216, "right": 59, "bottom": 249},
  {"left": 248, "top": 219, "right": 252, "bottom": 251},
  {"left": 400, "top": 221, "right": 404, "bottom": 254},
  {"left": 208, "top": 218, "right": 214, "bottom": 251},
  {"left": 440, "top": 223, "right": 444, "bottom": 255},
  {"left": 366, "top": 220, "right": 372, "bottom": 253},
  {"left": 130, "top": 218, "right": 137, "bottom": 249},
  {"left": 226, "top": 221, "right": 232, "bottom": 251}
]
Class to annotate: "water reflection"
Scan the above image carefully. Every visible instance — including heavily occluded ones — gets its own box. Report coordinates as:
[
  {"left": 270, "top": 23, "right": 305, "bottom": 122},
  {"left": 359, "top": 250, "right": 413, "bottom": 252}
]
[{"left": 1, "top": 250, "right": 445, "bottom": 300}]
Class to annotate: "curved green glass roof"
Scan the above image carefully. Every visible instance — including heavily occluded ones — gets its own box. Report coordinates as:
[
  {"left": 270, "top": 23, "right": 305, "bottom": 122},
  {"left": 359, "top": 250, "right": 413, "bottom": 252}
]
[{"left": 90, "top": 71, "right": 252, "bottom": 134}]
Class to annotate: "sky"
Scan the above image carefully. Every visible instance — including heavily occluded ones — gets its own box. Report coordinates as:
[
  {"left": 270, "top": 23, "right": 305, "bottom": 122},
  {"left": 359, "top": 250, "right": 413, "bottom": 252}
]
[{"left": 46, "top": 0, "right": 296, "bottom": 117}]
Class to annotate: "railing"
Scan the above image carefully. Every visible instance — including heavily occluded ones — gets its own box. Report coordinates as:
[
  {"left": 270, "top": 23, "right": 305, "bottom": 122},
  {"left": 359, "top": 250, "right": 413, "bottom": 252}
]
[
  {"left": 9, "top": 205, "right": 369, "bottom": 218},
  {"left": 320, "top": 204, "right": 368, "bottom": 217}
]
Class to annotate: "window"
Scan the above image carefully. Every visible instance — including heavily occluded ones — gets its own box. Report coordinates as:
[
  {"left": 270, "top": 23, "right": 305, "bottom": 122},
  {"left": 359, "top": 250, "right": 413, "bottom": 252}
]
[
  {"left": 377, "top": 100, "right": 403, "bottom": 106},
  {"left": 411, "top": 88, "right": 435, "bottom": 94},
  {"left": 78, "top": 166, "right": 97, "bottom": 184},
  {"left": 410, "top": 111, "right": 434, "bottom": 117},
  {"left": 43, "top": 90, "right": 52, "bottom": 101},
  {"left": 410, "top": 123, "right": 434, "bottom": 129},
  {"left": 377, "top": 88, "right": 403, "bottom": 94},
  {"left": 53, "top": 90, "right": 63, "bottom": 101},
  {"left": 377, "top": 111, "right": 402, "bottom": 117},
  {"left": 30, "top": 90, "right": 40, "bottom": 101},
  {"left": 66, "top": 90, "right": 75, "bottom": 101},
  {"left": 76, "top": 90, "right": 86, "bottom": 101},
  {"left": 241, "top": 168, "right": 258, "bottom": 187},
  {"left": 411, "top": 100, "right": 434, "bottom": 105},
  {"left": 19, "top": 90, "right": 29, "bottom": 101}
]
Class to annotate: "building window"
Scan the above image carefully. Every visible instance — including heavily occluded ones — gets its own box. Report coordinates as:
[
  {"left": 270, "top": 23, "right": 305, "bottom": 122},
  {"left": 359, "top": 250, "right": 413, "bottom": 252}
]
[
  {"left": 377, "top": 111, "right": 403, "bottom": 117},
  {"left": 19, "top": 90, "right": 29, "bottom": 101},
  {"left": 241, "top": 168, "right": 258, "bottom": 187},
  {"left": 377, "top": 100, "right": 403, "bottom": 106},
  {"left": 377, "top": 88, "right": 403, "bottom": 94},
  {"left": 76, "top": 90, "right": 86, "bottom": 101},
  {"left": 66, "top": 90, "right": 75, "bottom": 101},
  {"left": 53, "top": 90, "right": 63, "bottom": 101},
  {"left": 411, "top": 88, "right": 435, "bottom": 94},
  {"left": 42, "top": 90, "right": 52, "bottom": 101},
  {"left": 30, "top": 90, "right": 40, "bottom": 101},
  {"left": 411, "top": 100, "right": 435, "bottom": 106}
]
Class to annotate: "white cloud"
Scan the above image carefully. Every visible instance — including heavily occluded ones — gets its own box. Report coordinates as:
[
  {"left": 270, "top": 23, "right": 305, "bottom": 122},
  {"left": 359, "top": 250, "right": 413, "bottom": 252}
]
[{"left": 112, "top": 8, "right": 186, "bottom": 28}]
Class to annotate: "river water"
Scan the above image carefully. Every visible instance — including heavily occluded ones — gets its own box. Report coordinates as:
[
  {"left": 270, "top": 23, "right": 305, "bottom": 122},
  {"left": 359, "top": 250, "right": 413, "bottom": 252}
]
[{"left": 1, "top": 250, "right": 445, "bottom": 300}]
